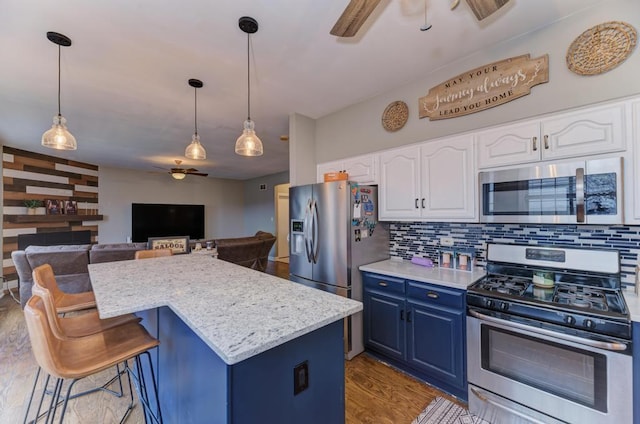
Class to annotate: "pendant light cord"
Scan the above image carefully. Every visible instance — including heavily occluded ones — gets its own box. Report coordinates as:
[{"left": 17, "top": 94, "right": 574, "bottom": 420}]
[
  {"left": 57, "top": 44, "right": 62, "bottom": 117},
  {"left": 247, "top": 32, "right": 251, "bottom": 121},
  {"left": 194, "top": 85, "right": 198, "bottom": 136}
]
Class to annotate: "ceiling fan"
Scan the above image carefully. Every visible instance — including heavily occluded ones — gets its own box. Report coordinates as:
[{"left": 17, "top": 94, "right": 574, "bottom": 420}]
[
  {"left": 164, "top": 159, "right": 208, "bottom": 179},
  {"left": 330, "top": 0, "right": 510, "bottom": 37}
]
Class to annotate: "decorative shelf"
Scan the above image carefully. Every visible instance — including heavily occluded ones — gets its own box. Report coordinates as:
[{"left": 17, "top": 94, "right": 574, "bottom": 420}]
[{"left": 5, "top": 214, "right": 103, "bottom": 224}]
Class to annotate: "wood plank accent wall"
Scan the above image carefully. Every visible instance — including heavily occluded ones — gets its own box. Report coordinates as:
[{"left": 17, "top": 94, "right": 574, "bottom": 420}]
[{"left": 2, "top": 146, "right": 100, "bottom": 282}]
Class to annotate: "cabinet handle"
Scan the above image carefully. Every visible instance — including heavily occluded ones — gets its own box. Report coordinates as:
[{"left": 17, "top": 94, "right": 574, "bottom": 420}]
[
  {"left": 378, "top": 282, "right": 388, "bottom": 287},
  {"left": 400, "top": 310, "right": 404, "bottom": 321},
  {"left": 427, "top": 292, "right": 439, "bottom": 299},
  {"left": 406, "top": 311, "right": 412, "bottom": 323},
  {"left": 544, "top": 135, "right": 549, "bottom": 149},
  {"left": 421, "top": 198, "right": 425, "bottom": 209},
  {"left": 415, "top": 198, "right": 419, "bottom": 209},
  {"left": 532, "top": 136, "right": 537, "bottom": 151}
]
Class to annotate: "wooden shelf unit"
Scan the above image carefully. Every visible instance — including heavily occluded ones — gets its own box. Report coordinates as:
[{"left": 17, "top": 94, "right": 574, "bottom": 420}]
[{"left": 5, "top": 214, "right": 103, "bottom": 223}]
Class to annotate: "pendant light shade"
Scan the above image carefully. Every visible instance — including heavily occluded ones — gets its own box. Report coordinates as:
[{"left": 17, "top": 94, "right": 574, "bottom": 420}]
[
  {"left": 185, "top": 78, "right": 206, "bottom": 160},
  {"left": 235, "top": 17, "right": 263, "bottom": 157},
  {"left": 42, "top": 32, "right": 77, "bottom": 151}
]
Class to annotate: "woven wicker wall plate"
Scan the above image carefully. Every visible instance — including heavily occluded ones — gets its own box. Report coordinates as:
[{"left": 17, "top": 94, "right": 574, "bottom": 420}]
[
  {"left": 382, "top": 101, "right": 409, "bottom": 132},
  {"left": 567, "top": 21, "right": 637, "bottom": 76}
]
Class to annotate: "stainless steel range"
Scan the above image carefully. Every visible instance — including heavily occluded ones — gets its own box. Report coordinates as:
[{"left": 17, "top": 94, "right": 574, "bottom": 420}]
[{"left": 467, "top": 243, "right": 632, "bottom": 424}]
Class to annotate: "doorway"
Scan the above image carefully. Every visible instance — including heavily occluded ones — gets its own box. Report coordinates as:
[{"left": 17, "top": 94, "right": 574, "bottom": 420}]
[{"left": 274, "top": 183, "right": 290, "bottom": 263}]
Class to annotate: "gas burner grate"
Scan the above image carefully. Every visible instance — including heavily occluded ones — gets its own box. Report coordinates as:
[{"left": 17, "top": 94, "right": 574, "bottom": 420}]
[
  {"left": 477, "top": 275, "right": 530, "bottom": 296},
  {"left": 553, "top": 285, "right": 608, "bottom": 311}
]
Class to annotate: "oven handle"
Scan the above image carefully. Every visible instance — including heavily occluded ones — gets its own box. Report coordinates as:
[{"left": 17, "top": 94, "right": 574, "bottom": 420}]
[
  {"left": 469, "top": 386, "right": 550, "bottom": 424},
  {"left": 468, "top": 309, "right": 628, "bottom": 352}
]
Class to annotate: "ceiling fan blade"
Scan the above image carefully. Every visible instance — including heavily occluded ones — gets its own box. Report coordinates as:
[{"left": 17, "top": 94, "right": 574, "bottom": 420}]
[
  {"left": 465, "top": 0, "right": 509, "bottom": 21},
  {"left": 185, "top": 168, "right": 199, "bottom": 173},
  {"left": 330, "top": 0, "right": 382, "bottom": 37},
  {"left": 170, "top": 168, "right": 184, "bottom": 173},
  {"left": 188, "top": 172, "right": 208, "bottom": 177}
]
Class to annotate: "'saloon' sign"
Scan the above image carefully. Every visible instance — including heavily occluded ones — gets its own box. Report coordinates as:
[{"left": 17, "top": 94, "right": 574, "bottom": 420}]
[{"left": 419, "top": 54, "right": 549, "bottom": 120}]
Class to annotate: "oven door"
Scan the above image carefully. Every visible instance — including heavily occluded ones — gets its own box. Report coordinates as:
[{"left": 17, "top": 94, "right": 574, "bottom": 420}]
[{"left": 467, "top": 310, "right": 632, "bottom": 424}]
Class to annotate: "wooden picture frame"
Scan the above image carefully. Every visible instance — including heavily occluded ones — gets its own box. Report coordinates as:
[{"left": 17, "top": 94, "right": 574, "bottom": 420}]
[
  {"left": 147, "top": 236, "right": 190, "bottom": 254},
  {"left": 45, "top": 199, "right": 62, "bottom": 215}
]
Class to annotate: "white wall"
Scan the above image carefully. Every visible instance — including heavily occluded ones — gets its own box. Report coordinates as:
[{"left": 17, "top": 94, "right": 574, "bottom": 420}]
[
  {"left": 98, "top": 166, "right": 245, "bottom": 243},
  {"left": 243, "top": 170, "right": 289, "bottom": 238},
  {"left": 312, "top": 0, "right": 640, "bottom": 163},
  {"left": 289, "top": 113, "right": 316, "bottom": 186}
]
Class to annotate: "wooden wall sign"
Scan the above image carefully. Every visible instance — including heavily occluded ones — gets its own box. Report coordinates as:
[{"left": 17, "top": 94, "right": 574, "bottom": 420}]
[{"left": 419, "top": 54, "right": 549, "bottom": 120}]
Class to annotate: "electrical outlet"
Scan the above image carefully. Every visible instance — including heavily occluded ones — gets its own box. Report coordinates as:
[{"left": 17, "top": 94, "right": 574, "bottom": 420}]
[
  {"left": 440, "top": 237, "right": 454, "bottom": 246},
  {"left": 293, "top": 361, "right": 309, "bottom": 395}
]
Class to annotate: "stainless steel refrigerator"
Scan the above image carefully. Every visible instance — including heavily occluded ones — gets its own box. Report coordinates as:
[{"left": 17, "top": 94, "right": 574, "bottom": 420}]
[{"left": 289, "top": 181, "right": 389, "bottom": 359}]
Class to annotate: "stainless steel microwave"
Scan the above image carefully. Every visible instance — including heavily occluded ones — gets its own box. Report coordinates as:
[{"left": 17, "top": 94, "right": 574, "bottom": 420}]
[{"left": 479, "top": 157, "right": 623, "bottom": 224}]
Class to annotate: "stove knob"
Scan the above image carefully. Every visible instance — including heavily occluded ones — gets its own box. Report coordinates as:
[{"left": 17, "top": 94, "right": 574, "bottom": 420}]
[
  {"left": 485, "top": 299, "right": 494, "bottom": 308},
  {"left": 499, "top": 302, "right": 509, "bottom": 311},
  {"left": 584, "top": 319, "right": 596, "bottom": 330},
  {"left": 564, "top": 315, "right": 576, "bottom": 325}
]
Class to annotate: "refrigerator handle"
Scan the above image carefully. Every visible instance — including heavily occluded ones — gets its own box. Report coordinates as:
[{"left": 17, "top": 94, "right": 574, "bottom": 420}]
[
  {"left": 311, "top": 199, "right": 320, "bottom": 263},
  {"left": 304, "top": 199, "right": 313, "bottom": 263}
]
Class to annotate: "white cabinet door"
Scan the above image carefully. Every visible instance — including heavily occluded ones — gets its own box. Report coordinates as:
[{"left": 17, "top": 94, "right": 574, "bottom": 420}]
[
  {"left": 541, "top": 103, "right": 626, "bottom": 160},
  {"left": 420, "top": 135, "right": 476, "bottom": 220},
  {"left": 476, "top": 121, "right": 540, "bottom": 168},
  {"left": 379, "top": 146, "right": 421, "bottom": 220},
  {"left": 316, "top": 160, "right": 344, "bottom": 183},
  {"left": 343, "top": 154, "right": 378, "bottom": 184}
]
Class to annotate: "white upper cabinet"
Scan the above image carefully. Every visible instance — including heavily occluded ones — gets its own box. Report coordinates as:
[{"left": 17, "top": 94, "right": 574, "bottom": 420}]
[
  {"left": 316, "top": 153, "right": 378, "bottom": 184},
  {"left": 379, "top": 135, "right": 476, "bottom": 221},
  {"left": 477, "top": 102, "right": 626, "bottom": 169},
  {"left": 379, "top": 145, "right": 422, "bottom": 220},
  {"left": 420, "top": 135, "right": 476, "bottom": 220}
]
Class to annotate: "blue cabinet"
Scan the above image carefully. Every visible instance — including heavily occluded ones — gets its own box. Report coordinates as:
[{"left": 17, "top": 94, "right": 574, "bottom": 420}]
[{"left": 363, "top": 272, "right": 467, "bottom": 400}]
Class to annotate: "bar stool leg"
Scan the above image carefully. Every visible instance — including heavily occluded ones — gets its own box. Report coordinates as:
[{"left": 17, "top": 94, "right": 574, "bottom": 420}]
[{"left": 127, "top": 351, "right": 163, "bottom": 424}]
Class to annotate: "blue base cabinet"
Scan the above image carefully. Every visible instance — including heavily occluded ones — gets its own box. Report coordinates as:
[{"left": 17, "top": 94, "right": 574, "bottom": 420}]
[
  {"left": 136, "top": 307, "right": 345, "bottom": 424},
  {"left": 363, "top": 272, "right": 467, "bottom": 400}
]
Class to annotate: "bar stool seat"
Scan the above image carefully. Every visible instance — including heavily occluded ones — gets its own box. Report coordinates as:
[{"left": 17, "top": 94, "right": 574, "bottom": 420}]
[
  {"left": 32, "top": 264, "right": 139, "bottom": 339},
  {"left": 23, "top": 295, "right": 162, "bottom": 423},
  {"left": 31, "top": 264, "right": 96, "bottom": 314},
  {"left": 134, "top": 249, "right": 173, "bottom": 260}
]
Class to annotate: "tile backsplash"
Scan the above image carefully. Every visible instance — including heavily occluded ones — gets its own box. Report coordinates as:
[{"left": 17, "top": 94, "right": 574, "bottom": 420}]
[{"left": 389, "top": 222, "right": 640, "bottom": 287}]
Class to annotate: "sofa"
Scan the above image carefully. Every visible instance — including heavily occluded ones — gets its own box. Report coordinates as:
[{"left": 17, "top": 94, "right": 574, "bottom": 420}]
[
  {"left": 12, "top": 242, "right": 147, "bottom": 308},
  {"left": 215, "top": 231, "right": 277, "bottom": 272}
]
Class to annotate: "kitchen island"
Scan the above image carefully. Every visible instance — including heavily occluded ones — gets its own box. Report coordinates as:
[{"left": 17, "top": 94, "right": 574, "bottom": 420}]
[{"left": 88, "top": 254, "right": 362, "bottom": 424}]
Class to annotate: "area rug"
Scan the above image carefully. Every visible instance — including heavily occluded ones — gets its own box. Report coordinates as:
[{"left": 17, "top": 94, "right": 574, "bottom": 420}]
[{"left": 411, "top": 397, "right": 489, "bottom": 424}]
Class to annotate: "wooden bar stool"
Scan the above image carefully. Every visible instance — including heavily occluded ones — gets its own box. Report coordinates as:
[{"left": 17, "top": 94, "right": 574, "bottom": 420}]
[
  {"left": 31, "top": 264, "right": 96, "bottom": 314},
  {"left": 23, "top": 295, "right": 163, "bottom": 423},
  {"left": 134, "top": 249, "right": 173, "bottom": 260}
]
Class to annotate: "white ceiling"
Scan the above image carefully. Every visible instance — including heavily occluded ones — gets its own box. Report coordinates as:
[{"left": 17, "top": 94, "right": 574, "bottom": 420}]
[{"left": 0, "top": 0, "right": 604, "bottom": 180}]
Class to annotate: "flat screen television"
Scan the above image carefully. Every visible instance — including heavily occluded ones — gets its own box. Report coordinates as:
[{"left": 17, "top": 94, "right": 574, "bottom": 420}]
[{"left": 132, "top": 203, "right": 205, "bottom": 242}]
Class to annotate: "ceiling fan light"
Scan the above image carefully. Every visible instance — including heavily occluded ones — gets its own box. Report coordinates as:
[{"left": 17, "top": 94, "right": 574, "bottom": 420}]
[
  {"left": 42, "top": 114, "right": 77, "bottom": 150},
  {"left": 185, "top": 133, "right": 206, "bottom": 160},
  {"left": 171, "top": 171, "right": 187, "bottom": 180},
  {"left": 235, "top": 119, "right": 263, "bottom": 156}
]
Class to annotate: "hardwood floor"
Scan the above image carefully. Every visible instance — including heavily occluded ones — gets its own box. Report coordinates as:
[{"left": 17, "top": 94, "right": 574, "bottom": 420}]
[{"left": 0, "top": 260, "right": 459, "bottom": 423}]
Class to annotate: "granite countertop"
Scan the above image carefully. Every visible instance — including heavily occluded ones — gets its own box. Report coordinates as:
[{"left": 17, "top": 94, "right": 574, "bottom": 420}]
[
  {"left": 88, "top": 254, "right": 362, "bottom": 365},
  {"left": 359, "top": 258, "right": 486, "bottom": 290},
  {"left": 623, "top": 288, "right": 640, "bottom": 322}
]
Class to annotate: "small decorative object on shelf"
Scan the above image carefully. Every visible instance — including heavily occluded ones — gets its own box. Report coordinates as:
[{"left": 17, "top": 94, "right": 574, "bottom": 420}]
[
  {"left": 65, "top": 200, "right": 78, "bottom": 215},
  {"left": 45, "top": 199, "right": 62, "bottom": 215},
  {"left": 23, "top": 199, "right": 42, "bottom": 215}
]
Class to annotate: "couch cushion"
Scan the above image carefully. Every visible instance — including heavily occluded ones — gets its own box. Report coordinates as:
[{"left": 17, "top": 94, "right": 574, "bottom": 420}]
[
  {"left": 25, "top": 244, "right": 91, "bottom": 275},
  {"left": 90, "top": 242, "right": 147, "bottom": 263},
  {"left": 55, "top": 273, "right": 93, "bottom": 293}
]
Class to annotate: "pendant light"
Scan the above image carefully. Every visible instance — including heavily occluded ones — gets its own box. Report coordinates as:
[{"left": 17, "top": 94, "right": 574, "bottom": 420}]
[
  {"left": 235, "top": 16, "right": 263, "bottom": 157},
  {"left": 42, "top": 31, "right": 77, "bottom": 150},
  {"left": 185, "top": 78, "right": 206, "bottom": 160}
]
